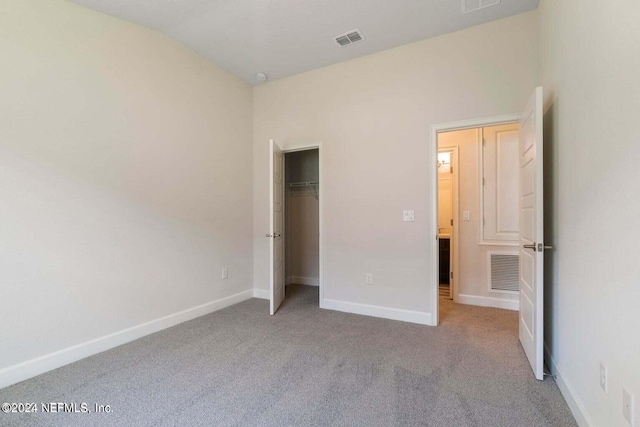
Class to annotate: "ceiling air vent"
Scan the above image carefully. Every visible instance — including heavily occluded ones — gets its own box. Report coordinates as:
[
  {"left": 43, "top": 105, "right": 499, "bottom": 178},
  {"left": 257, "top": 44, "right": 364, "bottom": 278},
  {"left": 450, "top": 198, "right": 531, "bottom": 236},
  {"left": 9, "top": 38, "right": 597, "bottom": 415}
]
[
  {"left": 334, "top": 29, "right": 364, "bottom": 47},
  {"left": 462, "top": 0, "right": 501, "bottom": 14}
]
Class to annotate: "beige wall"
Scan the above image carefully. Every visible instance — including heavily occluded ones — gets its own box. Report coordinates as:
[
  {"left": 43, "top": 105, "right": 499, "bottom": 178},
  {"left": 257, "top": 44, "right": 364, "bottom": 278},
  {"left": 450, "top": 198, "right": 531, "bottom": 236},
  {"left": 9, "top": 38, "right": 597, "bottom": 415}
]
[
  {"left": 539, "top": 0, "right": 640, "bottom": 425},
  {"left": 0, "top": 0, "right": 253, "bottom": 375},
  {"left": 253, "top": 11, "right": 539, "bottom": 321},
  {"left": 285, "top": 194, "right": 319, "bottom": 282},
  {"left": 439, "top": 129, "right": 518, "bottom": 307}
]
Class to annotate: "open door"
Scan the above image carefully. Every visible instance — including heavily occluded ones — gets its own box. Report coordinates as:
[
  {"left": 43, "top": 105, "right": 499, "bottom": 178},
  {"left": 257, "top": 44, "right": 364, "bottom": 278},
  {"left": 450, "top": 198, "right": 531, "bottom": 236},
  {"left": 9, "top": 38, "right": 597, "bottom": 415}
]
[
  {"left": 518, "top": 87, "right": 546, "bottom": 380},
  {"left": 269, "top": 139, "right": 285, "bottom": 315}
]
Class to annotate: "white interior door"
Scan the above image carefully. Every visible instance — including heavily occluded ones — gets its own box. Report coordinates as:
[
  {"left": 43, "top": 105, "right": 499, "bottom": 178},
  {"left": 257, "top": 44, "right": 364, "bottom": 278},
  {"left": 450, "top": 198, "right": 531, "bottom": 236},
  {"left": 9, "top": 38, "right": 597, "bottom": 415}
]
[
  {"left": 518, "top": 87, "right": 545, "bottom": 380},
  {"left": 269, "top": 139, "right": 285, "bottom": 315}
]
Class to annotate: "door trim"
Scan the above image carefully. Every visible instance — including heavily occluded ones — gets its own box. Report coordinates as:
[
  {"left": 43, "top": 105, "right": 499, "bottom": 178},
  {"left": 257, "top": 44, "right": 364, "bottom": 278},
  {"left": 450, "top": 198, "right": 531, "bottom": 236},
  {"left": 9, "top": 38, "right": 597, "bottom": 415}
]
[
  {"left": 430, "top": 114, "right": 520, "bottom": 326},
  {"left": 279, "top": 142, "right": 324, "bottom": 307}
]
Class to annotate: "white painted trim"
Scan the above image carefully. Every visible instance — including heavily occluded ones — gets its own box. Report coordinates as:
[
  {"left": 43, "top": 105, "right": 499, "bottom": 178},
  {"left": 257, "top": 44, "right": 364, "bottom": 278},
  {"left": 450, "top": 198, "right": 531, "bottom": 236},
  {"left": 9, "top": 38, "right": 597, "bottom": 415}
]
[
  {"left": 431, "top": 113, "right": 520, "bottom": 326},
  {"left": 280, "top": 141, "right": 324, "bottom": 308},
  {"left": 253, "top": 288, "right": 270, "bottom": 299},
  {"left": 545, "top": 345, "right": 595, "bottom": 427},
  {"left": 457, "top": 294, "right": 519, "bottom": 311},
  {"left": 322, "top": 298, "right": 432, "bottom": 326},
  {"left": 430, "top": 126, "right": 440, "bottom": 325},
  {"left": 432, "top": 113, "right": 521, "bottom": 134},
  {"left": 286, "top": 276, "right": 319, "bottom": 286},
  {"left": 478, "top": 241, "right": 519, "bottom": 247},
  {"left": 0, "top": 289, "right": 254, "bottom": 389}
]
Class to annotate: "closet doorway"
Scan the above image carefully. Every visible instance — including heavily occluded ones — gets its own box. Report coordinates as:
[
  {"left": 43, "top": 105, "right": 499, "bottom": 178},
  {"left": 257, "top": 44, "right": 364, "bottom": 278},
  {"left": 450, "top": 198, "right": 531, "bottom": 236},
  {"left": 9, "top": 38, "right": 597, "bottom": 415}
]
[{"left": 283, "top": 147, "right": 321, "bottom": 307}]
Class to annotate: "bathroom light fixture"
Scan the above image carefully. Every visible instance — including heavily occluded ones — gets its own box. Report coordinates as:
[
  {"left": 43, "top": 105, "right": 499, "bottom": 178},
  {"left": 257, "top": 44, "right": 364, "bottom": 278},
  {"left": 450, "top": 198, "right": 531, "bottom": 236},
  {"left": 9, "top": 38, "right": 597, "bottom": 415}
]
[
  {"left": 437, "top": 152, "right": 451, "bottom": 169},
  {"left": 256, "top": 72, "right": 268, "bottom": 82}
]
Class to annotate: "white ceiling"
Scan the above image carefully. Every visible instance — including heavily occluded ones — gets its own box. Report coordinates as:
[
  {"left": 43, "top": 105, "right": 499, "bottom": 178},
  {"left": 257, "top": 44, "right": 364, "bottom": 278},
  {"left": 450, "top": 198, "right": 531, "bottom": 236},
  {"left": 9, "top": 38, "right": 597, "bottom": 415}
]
[{"left": 69, "top": 0, "right": 539, "bottom": 84}]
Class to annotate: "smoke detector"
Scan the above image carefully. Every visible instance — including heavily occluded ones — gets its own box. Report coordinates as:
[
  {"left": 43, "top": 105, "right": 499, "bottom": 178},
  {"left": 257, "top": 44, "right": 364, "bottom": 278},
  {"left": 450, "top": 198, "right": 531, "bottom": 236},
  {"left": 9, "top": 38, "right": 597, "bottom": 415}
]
[
  {"left": 462, "top": 0, "right": 501, "bottom": 13},
  {"left": 255, "top": 72, "right": 268, "bottom": 82},
  {"left": 334, "top": 29, "right": 364, "bottom": 47}
]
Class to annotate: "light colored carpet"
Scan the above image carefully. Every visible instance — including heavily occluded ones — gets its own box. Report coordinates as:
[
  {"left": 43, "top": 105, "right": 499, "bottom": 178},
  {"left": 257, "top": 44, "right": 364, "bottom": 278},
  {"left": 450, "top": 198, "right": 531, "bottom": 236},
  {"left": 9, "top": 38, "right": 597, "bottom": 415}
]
[{"left": 0, "top": 285, "right": 576, "bottom": 426}]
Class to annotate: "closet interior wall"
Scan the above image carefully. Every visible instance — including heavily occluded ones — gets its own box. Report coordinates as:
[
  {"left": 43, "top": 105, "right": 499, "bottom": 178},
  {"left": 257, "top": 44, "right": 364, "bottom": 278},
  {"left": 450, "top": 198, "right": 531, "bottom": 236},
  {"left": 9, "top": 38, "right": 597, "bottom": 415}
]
[{"left": 284, "top": 149, "right": 319, "bottom": 286}]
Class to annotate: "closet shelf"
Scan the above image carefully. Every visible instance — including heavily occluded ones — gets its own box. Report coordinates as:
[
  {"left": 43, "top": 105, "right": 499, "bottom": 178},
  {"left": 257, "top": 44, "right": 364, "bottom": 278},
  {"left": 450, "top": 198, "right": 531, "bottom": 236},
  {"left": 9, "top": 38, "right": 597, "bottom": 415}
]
[{"left": 288, "top": 181, "right": 319, "bottom": 188}]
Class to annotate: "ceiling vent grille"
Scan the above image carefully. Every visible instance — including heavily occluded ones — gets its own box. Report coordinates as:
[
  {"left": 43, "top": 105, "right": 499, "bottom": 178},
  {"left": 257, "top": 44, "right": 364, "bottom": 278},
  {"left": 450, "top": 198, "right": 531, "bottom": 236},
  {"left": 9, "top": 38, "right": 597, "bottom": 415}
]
[
  {"left": 334, "top": 29, "right": 364, "bottom": 47},
  {"left": 462, "top": 0, "right": 501, "bottom": 14}
]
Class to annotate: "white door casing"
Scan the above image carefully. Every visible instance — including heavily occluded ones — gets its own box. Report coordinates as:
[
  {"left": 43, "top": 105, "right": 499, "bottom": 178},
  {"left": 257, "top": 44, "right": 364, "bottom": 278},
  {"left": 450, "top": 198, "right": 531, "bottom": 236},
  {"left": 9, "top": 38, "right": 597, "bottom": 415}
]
[
  {"left": 269, "top": 139, "right": 285, "bottom": 315},
  {"left": 518, "top": 87, "right": 545, "bottom": 380}
]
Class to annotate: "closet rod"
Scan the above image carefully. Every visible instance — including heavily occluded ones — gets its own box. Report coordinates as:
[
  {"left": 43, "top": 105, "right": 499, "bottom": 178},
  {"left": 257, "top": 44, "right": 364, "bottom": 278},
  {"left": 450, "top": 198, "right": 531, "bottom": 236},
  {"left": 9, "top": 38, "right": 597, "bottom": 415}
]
[{"left": 288, "top": 181, "right": 319, "bottom": 188}]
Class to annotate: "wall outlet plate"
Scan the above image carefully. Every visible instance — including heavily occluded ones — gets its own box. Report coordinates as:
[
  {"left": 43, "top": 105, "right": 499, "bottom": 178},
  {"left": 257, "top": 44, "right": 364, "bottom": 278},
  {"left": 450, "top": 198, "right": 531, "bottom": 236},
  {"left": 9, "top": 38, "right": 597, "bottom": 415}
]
[
  {"left": 365, "top": 273, "right": 373, "bottom": 284},
  {"left": 222, "top": 268, "right": 228, "bottom": 280}
]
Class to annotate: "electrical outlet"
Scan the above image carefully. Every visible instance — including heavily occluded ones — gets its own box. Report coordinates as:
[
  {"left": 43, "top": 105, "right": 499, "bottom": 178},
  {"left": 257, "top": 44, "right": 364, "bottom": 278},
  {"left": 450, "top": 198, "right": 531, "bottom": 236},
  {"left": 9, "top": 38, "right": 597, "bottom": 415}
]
[
  {"left": 600, "top": 362, "right": 608, "bottom": 393},
  {"left": 222, "top": 268, "right": 228, "bottom": 280},
  {"left": 623, "top": 388, "right": 634, "bottom": 425},
  {"left": 365, "top": 273, "right": 373, "bottom": 284}
]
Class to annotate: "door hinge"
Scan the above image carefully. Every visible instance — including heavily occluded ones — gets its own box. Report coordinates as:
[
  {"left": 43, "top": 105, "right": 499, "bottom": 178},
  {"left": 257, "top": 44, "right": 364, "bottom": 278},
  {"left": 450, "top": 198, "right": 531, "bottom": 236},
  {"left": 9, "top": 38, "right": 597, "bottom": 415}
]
[
  {"left": 482, "top": 138, "right": 486, "bottom": 147},
  {"left": 450, "top": 167, "right": 453, "bottom": 174},
  {"left": 450, "top": 219, "right": 453, "bottom": 226},
  {"left": 450, "top": 272, "right": 453, "bottom": 279},
  {"left": 483, "top": 217, "right": 485, "bottom": 225},
  {"left": 482, "top": 177, "right": 485, "bottom": 186}
]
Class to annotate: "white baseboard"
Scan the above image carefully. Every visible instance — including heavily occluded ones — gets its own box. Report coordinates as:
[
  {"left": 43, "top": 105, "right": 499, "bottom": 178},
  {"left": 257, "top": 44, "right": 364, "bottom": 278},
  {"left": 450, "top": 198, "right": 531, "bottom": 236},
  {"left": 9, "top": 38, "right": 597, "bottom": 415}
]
[
  {"left": 457, "top": 294, "right": 519, "bottom": 311},
  {"left": 544, "top": 344, "right": 594, "bottom": 427},
  {"left": 321, "top": 298, "right": 432, "bottom": 326},
  {"left": 0, "top": 289, "right": 254, "bottom": 389},
  {"left": 285, "top": 276, "right": 319, "bottom": 286},
  {"left": 252, "top": 288, "right": 270, "bottom": 299}
]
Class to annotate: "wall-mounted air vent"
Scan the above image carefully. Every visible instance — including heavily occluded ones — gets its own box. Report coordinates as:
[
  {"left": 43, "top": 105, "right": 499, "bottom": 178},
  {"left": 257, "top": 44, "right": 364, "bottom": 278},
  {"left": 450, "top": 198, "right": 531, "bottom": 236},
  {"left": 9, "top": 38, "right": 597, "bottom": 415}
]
[
  {"left": 334, "top": 29, "right": 364, "bottom": 47},
  {"left": 489, "top": 253, "right": 519, "bottom": 292},
  {"left": 462, "top": 0, "right": 501, "bottom": 14}
]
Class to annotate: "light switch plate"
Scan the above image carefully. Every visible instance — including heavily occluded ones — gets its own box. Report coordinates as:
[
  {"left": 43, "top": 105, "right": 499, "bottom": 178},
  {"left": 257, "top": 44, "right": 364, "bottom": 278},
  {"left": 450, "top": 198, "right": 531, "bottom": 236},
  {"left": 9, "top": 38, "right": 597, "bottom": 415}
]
[
  {"left": 403, "top": 210, "right": 415, "bottom": 222},
  {"left": 222, "top": 268, "right": 228, "bottom": 280},
  {"left": 463, "top": 211, "right": 471, "bottom": 221}
]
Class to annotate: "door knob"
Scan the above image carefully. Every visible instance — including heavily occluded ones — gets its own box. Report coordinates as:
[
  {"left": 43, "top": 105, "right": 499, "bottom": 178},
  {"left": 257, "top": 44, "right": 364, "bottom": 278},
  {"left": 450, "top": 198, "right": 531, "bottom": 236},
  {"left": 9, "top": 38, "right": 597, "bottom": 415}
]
[
  {"left": 265, "top": 233, "right": 281, "bottom": 238},
  {"left": 523, "top": 243, "right": 553, "bottom": 252}
]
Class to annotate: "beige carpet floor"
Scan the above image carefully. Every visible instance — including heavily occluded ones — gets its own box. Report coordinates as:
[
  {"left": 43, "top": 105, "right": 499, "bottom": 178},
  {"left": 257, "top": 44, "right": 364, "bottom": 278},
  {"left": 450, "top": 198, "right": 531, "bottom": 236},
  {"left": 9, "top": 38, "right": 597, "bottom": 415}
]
[{"left": 0, "top": 284, "right": 576, "bottom": 426}]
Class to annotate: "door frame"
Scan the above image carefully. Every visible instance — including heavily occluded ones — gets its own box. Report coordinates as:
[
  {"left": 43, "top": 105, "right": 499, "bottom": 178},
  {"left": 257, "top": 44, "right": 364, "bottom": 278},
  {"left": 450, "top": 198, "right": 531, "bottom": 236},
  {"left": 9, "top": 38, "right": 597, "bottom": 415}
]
[
  {"left": 437, "top": 146, "right": 459, "bottom": 301},
  {"left": 430, "top": 114, "right": 520, "bottom": 325},
  {"left": 279, "top": 141, "right": 325, "bottom": 307}
]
